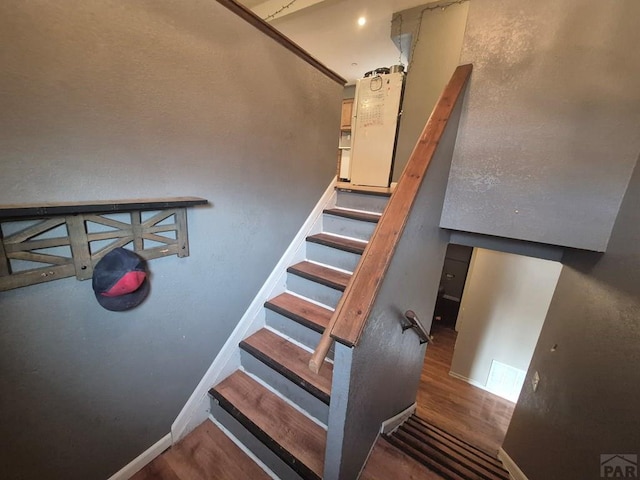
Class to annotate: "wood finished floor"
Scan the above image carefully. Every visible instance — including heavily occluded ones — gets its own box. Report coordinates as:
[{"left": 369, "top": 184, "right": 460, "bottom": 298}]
[
  {"left": 361, "top": 436, "right": 443, "bottom": 480},
  {"left": 131, "top": 421, "right": 271, "bottom": 480},
  {"left": 132, "top": 324, "right": 514, "bottom": 479},
  {"left": 416, "top": 323, "right": 515, "bottom": 455}
]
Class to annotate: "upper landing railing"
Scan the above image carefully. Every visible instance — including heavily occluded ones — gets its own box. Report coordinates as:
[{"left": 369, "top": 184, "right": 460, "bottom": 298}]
[{"left": 309, "top": 64, "right": 473, "bottom": 372}]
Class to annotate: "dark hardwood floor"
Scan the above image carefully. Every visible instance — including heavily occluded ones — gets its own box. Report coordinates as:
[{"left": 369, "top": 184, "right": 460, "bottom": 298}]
[{"left": 416, "top": 323, "right": 515, "bottom": 455}]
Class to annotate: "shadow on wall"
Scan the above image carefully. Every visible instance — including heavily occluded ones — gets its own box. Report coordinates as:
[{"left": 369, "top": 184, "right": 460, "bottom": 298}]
[{"left": 452, "top": 247, "right": 510, "bottom": 380}]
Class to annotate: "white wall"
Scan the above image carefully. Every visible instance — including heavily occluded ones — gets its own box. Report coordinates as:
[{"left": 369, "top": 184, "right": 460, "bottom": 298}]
[{"left": 451, "top": 248, "right": 562, "bottom": 400}]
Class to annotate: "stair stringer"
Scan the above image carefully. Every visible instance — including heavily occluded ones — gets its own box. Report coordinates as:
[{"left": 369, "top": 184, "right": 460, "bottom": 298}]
[{"left": 171, "top": 177, "right": 337, "bottom": 443}]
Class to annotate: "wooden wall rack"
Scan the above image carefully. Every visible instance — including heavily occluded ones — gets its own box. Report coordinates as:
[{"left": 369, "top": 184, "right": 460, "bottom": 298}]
[{"left": 0, "top": 197, "right": 208, "bottom": 292}]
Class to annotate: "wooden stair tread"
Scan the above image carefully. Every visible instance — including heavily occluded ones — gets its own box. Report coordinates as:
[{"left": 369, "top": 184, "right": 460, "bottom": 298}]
[
  {"left": 407, "top": 416, "right": 503, "bottom": 466},
  {"left": 264, "top": 292, "right": 332, "bottom": 333},
  {"left": 335, "top": 184, "right": 393, "bottom": 197},
  {"left": 240, "top": 328, "right": 332, "bottom": 404},
  {"left": 387, "top": 432, "right": 468, "bottom": 480},
  {"left": 131, "top": 421, "right": 270, "bottom": 480},
  {"left": 210, "top": 370, "right": 326, "bottom": 480},
  {"left": 384, "top": 415, "right": 511, "bottom": 480},
  {"left": 131, "top": 456, "right": 181, "bottom": 480},
  {"left": 361, "top": 436, "right": 444, "bottom": 480},
  {"left": 306, "top": 233, "right": 367, "bottom": 255},
  {"left": 287, "top": 261, "right": 350, "bottom": 291},
  {"left": 405, "top": 417, "right": 508, "bottom": 477},
  {"left": 398, "top": 424, "right": 507, "bottom": 480},
  {"left": 323, "top": 207, "right": 381, "bottom": 223}
]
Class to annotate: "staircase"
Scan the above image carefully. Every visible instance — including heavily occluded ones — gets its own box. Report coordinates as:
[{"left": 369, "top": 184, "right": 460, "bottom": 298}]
[
  {"left": 383, "top": 415, "right": 511, "bottom": 480},
  {"left": 133, "top": 186, "right": 514, "bottom": 480},
  {"left": 206, "top": 187, "right": 390, "bottom": 479}
]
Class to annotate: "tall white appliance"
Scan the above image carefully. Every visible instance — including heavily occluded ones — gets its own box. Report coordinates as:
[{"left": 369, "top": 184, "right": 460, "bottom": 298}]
[{"left": 350, "top": 71, "right": 405, "bottom": 187}]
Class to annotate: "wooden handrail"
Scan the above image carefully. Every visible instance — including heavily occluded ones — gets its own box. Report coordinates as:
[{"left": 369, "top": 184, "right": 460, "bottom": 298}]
[
  {"left": 309, "top": 64, "right": 473, "bottom": 373},
  {"left": 216, "top": 0, "right": 346, "bottom": 85}
]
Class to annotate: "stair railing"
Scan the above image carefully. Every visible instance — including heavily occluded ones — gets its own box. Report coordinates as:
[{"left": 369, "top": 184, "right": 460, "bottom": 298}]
[{"left": 309, "top": 64, "right": 473, "bottom": 373}]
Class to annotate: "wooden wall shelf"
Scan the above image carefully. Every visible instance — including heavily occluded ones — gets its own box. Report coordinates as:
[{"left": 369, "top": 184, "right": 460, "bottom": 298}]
[
  {"left": 0, "top": 197, "right": 208, "bottom": 220},
  {"left": 0, "top": 197, "right": 208, "bottom": 292}
]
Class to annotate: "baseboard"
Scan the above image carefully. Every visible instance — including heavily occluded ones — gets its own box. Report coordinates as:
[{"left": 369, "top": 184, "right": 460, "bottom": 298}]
[
  {"left": 498, "top": 447, "right": 529, "bottom": 480},
  {"left": 448, "top": 370, "right": 518, "bottom": 404},
  {"left": 357, "top": 402, "right": 417, "bottom": 479},
  {"left": 209, "top": 415, "right": 279, "bottom": 479},
  {"left": 107, "top": 433, "right": 171, "bottom": 480},
  {"left": 171, "top": 177, "right": 337, "bottom": 442},
  {"left": 380, "top": 402, "right": 416, "bottom": 434},
  {"left": 448, "top": 370, "right": 488, "bottom": 390},
  {"left": 357, "top": 432, "right": 381, "bottom": 479}
]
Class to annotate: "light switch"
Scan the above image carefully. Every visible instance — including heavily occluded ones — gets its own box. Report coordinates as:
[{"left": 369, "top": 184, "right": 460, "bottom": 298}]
[{"left": 532, "top": 371, "right": 540, "bottom": 392}]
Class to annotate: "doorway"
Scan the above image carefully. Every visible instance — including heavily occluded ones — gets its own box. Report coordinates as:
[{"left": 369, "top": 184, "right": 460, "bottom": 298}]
[
  {"left": 417, "top": 244, "right": 562, "bottom": 454},
  {"left": 432, "top": 244, "right": 473, "bottom": 330}
]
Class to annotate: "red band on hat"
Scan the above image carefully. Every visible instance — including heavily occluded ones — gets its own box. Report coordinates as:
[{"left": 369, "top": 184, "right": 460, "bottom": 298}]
[{"left": 101, "top": 271, "right": 146, "bottom": 297}]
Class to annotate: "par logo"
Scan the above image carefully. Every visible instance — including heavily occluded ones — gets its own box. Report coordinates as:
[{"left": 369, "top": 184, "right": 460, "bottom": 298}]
[{"left": 601, "top": 454, "right": 638, "bottom": 478}]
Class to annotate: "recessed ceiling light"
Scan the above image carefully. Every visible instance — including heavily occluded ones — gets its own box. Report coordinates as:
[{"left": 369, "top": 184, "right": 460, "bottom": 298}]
[{"left": 357, "top": 17, "right": 366, "bottom": 26}]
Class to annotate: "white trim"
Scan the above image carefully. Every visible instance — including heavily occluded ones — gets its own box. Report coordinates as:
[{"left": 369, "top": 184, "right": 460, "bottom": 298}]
[
  {"left": 171, "top": 177, "right": 337, "bottom": 442},
  {"left": 448, "top": 370, "right": 488, "bottom": 390},
  {"left": 448, "top": 371, "right": 517, "bottom": 404},
  {"left": 107, "top": 433, "right": 171, "bottom": 480},
  {"left": 380, "top": 402, "right": 416, "bottom": 434},
  {"left": 498, "top": 447, "right": 529, "bottom": 480},
  {"left": 329, "top": 206, "right": 382, "bottom": 217},
  {"left": 285, "top": 289, "right": 335, "bottom": 310},
  {"left": 239, "top": 366, "right": 328, "bottom": 429},
  {"left": 359, "top": 399, "right": 416, "bottom": 479},
  {"left": 305, "top": 258, "right": 354, "bottom": 275},
  {"left": 358, "top": 432, "right": 381, "bottom": 479},
  {"left": 208, "top": 416, "right": 279, "bottom": 480}
]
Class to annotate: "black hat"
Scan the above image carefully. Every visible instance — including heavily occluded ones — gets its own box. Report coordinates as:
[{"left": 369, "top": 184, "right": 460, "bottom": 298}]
[{"left": 92, "top": 248, "right": 149, "bottom": 311}]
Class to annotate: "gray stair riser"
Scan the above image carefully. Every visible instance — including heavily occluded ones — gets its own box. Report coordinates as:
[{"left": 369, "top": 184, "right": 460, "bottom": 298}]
[
  {"left": 240, "top": 350, "right": 330, "bottom": 425},
  {"left": 305, "top": 241, "right": 361, "bottom": 273},
  {"left": 265, "top": 309, "right": 335, "bottom": 360},
  {"left": 286, "top": 273, "right": 343, "bottom": 309},
  {"left": 336, "top": 191, "right": 389, "bottom": 214},
  {"left": 209, "top": 401, "right": 303, "bottom": 480},
  {"left": 322, "top": 214, "right": 376, "bottom": 242}
]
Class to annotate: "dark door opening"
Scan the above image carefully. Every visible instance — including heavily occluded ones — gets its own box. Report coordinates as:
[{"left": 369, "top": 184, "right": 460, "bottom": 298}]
[{"left": 432, "top": 244, "right": 472, "bottom": 330}]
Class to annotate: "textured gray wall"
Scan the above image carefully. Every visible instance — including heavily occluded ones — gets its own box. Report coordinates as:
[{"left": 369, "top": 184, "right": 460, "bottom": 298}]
[
  {"left": 0, "top": 1, "right": 340, "bottom": 479},
  {"left": 324, "top": 92, "right": 465, "bottom": 480},
  {"left": 392, "top": 2, "right": 469, "bottom": 181},
  {"left": 502, "top": 156, "right": 640, "bottom": 480},
  {"left": 441, "top": 0, "right": 640, "bottom": 251}
]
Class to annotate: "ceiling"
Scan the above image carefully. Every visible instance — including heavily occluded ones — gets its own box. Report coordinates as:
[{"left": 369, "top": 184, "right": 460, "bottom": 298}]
[{"left": 239, "top": 0, "right": 435, "bottom": 84}]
